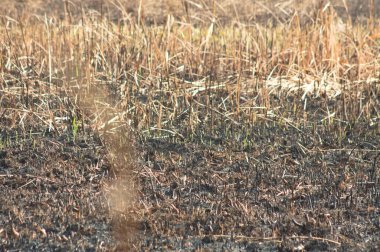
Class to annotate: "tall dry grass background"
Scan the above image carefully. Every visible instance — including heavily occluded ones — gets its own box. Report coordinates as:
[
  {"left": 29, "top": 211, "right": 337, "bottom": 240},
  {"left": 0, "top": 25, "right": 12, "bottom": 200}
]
[{"left": 0, "top": 0, "right": 379, "bottom": 249}]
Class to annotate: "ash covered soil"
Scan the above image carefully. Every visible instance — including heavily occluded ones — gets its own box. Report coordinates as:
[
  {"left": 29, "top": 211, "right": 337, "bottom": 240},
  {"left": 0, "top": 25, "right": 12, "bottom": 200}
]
[
  {"left": 1, "top": 89, "right": 379, "bottom": 251},
  {"left": 0, "top": 87, "right": 117, "bottom": 251},
  {"left": 0, "top": 132, "right": 113, "bottom": 251},
  {"left": 136, "top": 116, "right": 380, "bottom": 251}
]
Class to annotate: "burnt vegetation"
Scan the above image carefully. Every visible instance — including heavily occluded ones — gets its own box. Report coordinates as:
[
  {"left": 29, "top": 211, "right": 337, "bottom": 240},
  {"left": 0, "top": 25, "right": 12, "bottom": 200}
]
[{"left": 0, "top": 0, "right": 379, "bottom": 251}]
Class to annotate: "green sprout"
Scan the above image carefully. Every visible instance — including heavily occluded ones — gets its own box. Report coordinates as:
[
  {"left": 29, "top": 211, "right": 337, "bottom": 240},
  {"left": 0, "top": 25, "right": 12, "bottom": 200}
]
[{"left": 72, "top": 117, "right": 81, "bottom": 142}]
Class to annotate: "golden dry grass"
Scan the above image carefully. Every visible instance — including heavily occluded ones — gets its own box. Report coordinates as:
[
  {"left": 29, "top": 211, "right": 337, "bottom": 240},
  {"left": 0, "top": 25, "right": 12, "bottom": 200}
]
[{"left": 3, "top": 0, "right": 378, "bottom": 130}]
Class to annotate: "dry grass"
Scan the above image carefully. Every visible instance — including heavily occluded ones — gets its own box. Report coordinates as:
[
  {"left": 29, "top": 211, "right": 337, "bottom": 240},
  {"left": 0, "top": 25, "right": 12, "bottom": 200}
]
[
  {"left": 3, "top": 0, "right": 377, "bottom": 133},
  {"left": 0, "top": 0, "right": 379, "bottom": 250}
]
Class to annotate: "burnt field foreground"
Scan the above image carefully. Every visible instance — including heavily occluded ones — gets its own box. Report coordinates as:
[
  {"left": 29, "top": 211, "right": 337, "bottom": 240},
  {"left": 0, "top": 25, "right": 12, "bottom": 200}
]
[
  {"left": 137, "top": 110, "right": 380, "bottom": 251},
  {"left": 1, "top": 0, "right": 380, "bottom": 251}
]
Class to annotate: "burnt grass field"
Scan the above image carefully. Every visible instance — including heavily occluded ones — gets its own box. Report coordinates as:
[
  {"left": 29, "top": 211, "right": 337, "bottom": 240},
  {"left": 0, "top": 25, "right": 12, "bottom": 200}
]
[{"left": 1, "top": 0, "right": 380, "bottom": 251}]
